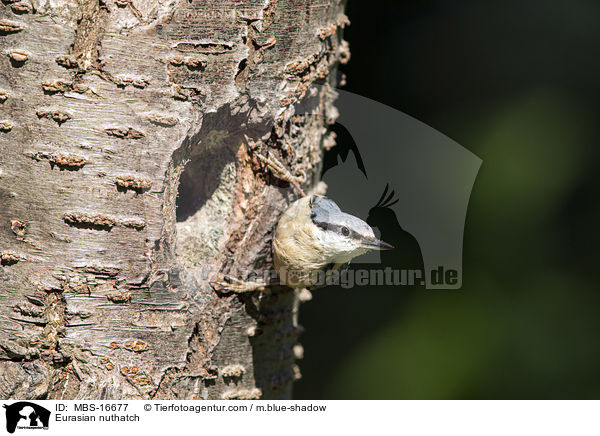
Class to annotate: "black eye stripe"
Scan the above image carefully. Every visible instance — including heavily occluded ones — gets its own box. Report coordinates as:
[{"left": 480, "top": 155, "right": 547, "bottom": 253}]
[
  {"left": 313, "top": 220, "right": 329, "bottom": 231},
  {"left": 347, "top": 229, "right": 363, "bottom": 240},
  {"left": 314, "top": 221, "right": 362, "bottom": 240}
]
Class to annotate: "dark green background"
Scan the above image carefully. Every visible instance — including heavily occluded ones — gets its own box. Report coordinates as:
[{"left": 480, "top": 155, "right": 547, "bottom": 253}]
[{"left": 295, "top": 0, "right": 600, "bottom": 399}]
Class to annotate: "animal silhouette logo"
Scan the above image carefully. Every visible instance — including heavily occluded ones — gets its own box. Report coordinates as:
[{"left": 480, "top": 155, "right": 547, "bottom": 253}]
[
  {"left": 3, "top": 402, "right": 50, "bottom": 433},
  {"left": 321, "top": 124, "right": 368, "bottom": 179},
  {"left": 309, "top": 88, "right": 482, "bottom": 288},
  {"left": 367, "top": 184, "right": 424, "bottom": 274}
]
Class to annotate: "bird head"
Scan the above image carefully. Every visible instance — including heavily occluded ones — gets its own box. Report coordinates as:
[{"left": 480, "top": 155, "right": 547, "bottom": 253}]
[{"left": 309, "top": 195, "right": 393, "bottom": 264}]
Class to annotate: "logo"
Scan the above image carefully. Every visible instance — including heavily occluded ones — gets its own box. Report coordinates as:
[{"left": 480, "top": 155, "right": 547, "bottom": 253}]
[
  {"left": 3, "top": 402, "right": 50, "bottom": 433},
  {"left": 301, "top": 88, "right": 482, "bottom": 289}
]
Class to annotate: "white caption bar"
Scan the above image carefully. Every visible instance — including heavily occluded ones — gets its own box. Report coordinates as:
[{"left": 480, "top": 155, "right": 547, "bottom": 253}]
[{"left": 1, "top": 400, "right": 599, "bottom": 436}]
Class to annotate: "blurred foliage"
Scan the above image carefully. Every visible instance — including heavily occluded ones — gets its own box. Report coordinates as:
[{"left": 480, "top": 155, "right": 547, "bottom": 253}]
[{"left": 294, "top": 0, "right": 600, "bottom": 399}]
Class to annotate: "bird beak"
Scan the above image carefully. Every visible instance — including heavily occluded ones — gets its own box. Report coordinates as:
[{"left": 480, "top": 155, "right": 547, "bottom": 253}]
[{"left": 362, "top": 238, "right": 394, "bottom": 250}]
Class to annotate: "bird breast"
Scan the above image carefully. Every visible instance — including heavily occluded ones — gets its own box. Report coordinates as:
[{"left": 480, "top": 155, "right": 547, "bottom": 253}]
[{"left": 272, "top": 197, "right": 329, "bottom": 288}]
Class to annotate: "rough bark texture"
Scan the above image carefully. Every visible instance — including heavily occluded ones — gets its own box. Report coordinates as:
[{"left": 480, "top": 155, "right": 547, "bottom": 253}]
[{"left": 0, "top": 0, "right": 348, "bottom": 399}]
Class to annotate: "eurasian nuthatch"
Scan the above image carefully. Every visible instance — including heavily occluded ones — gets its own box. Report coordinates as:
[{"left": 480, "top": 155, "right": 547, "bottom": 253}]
[
  {"left": 212, "top": 149, "right": 392, "bottom": 293},
  {"left": 273, "top": 195, "right": 393, "bottom": 288}
]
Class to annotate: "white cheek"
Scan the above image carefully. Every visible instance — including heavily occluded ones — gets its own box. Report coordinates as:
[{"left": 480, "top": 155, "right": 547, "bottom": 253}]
[
  {"left": 313, "top": 228, "right": 329, "bottom": 246},
  {"left": 315, "top": 230, "right": 343, "bottom": 253},
  {"left": 335, "top": 238, "right": 360, "bottom": 258}
]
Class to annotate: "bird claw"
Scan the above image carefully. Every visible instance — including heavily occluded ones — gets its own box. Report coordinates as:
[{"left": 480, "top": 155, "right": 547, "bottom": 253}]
[{"left": 254, "top": 152, "right": 306, "bottom": 196}]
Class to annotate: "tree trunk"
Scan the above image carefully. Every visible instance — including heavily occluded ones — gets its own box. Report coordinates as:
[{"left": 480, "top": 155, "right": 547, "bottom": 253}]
[{"left": 0, "top": 0, "right": 348, "bottom": 400}]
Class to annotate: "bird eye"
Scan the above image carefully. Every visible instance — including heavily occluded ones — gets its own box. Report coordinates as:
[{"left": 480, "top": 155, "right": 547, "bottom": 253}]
[{"left": 341, "top": 226, "right": 350, "bottom": 236}]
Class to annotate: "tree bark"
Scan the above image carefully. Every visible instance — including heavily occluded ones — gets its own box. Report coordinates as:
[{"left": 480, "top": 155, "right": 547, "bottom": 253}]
[{"left": 0, "top": 0, "right": 348, "bottom": 400}]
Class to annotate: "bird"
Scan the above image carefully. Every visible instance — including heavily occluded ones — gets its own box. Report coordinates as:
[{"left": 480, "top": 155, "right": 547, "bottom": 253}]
[
  {"left": 213, "top": 193, "right": 393, "bottom": 293},
  {"left": 211, "top": 146, "right": 392, "bottom": 294},
  {"left": 273, "top": 195, "right": 393, "bottom": 288}
]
